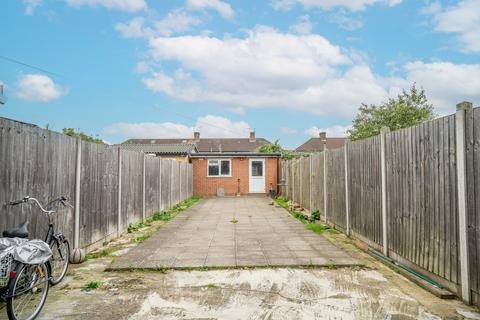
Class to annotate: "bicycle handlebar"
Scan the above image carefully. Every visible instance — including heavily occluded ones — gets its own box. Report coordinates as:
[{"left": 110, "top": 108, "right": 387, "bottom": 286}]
[
  {"left": 8, "top": 197, "right": 29, "bottom": 206},
  {"left": 7, "top": 196, "right": 73, "bottom": 212}
]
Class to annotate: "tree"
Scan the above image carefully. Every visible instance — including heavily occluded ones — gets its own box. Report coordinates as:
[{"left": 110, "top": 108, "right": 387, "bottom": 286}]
[
  {"left": 62, "top": 128, "right": 104, "bottom": 144},
  {"left": 257, "top": 140, "right": 295, "bottom": 160},
  {"left": 347, "top": 84, "right": 434, "bottom": 141}
]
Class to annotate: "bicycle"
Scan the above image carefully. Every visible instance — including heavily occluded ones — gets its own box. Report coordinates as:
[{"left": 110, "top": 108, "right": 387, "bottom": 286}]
[
  {"left": 5, "top": 196, "right": 72, "bottom": 286},
  {"left": 0, "top": 238, "right": 51, "bottom": 320}
]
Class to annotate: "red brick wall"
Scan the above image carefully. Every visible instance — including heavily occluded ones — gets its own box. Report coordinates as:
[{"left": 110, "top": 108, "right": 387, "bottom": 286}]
[{"left": 192, "top": 157, "right": 278, "bottom": 196}]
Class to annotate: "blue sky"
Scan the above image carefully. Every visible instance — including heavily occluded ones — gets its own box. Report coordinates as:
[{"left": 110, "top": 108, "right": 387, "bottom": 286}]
[{"left": 0, "top": 0, "right": 479, "bottom": 148}]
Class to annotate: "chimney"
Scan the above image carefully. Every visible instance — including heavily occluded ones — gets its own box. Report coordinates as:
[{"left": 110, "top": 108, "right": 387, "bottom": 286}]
[
  {"left": 193, "top": 131, "right": 200, "bottom": 142},
  {"left": 319, "top": 131, "right": 327, "bottom": 151},
  {"left": 319, "top": 131, "right": 327, "bottom": 141},
  {"left": 249, "top": 130, "right": 256, "bottom": 142}
]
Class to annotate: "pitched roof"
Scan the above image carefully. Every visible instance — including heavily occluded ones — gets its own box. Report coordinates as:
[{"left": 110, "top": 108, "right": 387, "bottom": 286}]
[
  {"left": 295, "top": 137, "right": 346, "bottom": 152},
  {"left": 122, "top": 138, "right": 271, "bottom": 153},
  {"left": 118, "top": 143, "right": 197, "bottom": 155}
]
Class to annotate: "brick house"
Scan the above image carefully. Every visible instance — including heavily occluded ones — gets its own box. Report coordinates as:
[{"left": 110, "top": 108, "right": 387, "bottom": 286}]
[
  {"left": 295, "top": 131, "right": 346, "bottom": 152},
  {"left": 122, "top": 131, "right": 280, "bottom": 196}
]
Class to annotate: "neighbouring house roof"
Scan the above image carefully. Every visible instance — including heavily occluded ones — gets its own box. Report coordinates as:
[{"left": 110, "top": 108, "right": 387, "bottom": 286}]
[
  {"left": 122, "top": 138, "right": 271, "bottom": 153},
  {"left": 295, "top": 137, "right": 346, "bottom": 152},
  {"left": 118, "top": 143, "right": 198, "bottom": 155},
  {"left": 191, "top": 152, "right": 281, "bottom": 158}
]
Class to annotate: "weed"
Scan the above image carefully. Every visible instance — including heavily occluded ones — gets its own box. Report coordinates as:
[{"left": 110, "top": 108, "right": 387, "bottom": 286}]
[
  {"left": 307, "top": 223, "right": 332, "bottom": 235},
  {"left": 206, "top": 283, "right": 217, "bottom": 289},
  {"left": 326, "top": 260, "right": 337, "bottom": 269},
  {"left": 351, "top": 265, "right": 361, "bottom": 271},
  {"left": 273, "top": 196, "right": 289, "bottom": 208},
  {"left": 154, "top": 266, "right": 169, "bottom": 273},
  {"left": 311, "top": 210, "right": 321, "bottom": 221},
  {"left": 81, "top": 281, "right": 101, "bottom": 292},
  {"left": 135, "top": 231, "right": 153, "bottom": 243},
  {"left": 230, "top": 218, "right": 238, "bottom": 224},
  {"left": 85, "top": 248, "right": 112, "bottom": 260},
  {"left": 199, "top": 266, "right": 210, "bottom": 271}
]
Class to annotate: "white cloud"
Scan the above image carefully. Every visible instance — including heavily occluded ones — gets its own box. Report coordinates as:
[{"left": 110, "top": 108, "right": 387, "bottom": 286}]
[
  {"left": 389, "top": 61, "right": 480, "bottom": 114},
  {"left": 115, "top": 17, "right": 153, "bottom": 38},
  {"left": 289, "top": 15, "right": 313, "bottom": 34},
  {"left": 142, "top": 27, "right": 389, "bottom": 117},
  {"left": 186, "top": 0, "right": 235, "bottom": 19},
  {"left": 66, "top": 0, "right": 147, "bottom": 12},
  {"left": 102, "top": 115, "right": 251, "bottom": 138},
  {"left": 304, "top": 125, "right": 351, "bottom": 137},
  {"left": 271, "top": 0, "right": 402, "bottom": 11},
  {"left": 426, "top": 0, "right": 480, "bottom": 53},
  {"left": 24, "top": 0, "right": 42, "bottom": 15},
  {"left": 115, "top": 10, "right": 202, "bottom": 39},
  {"left": 134, "top": 26, "right": 479, "bottom": 118},
  {"left": 329, "top": 9, "right": 363, "bottom": 30},
  {"left": 155, "top": 9, "right": 202, "bottom": 36},
  {"left": 281, "top": 127, "right": 298, "bottom": 135},
  {"left": 15, "top": 74, "right": 65, "bottom": 102}
]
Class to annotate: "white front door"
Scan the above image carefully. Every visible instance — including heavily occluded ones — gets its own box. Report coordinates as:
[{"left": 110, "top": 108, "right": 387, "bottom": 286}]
[{"left": 249, "top": 159, "right": 265, "bottom": 193}]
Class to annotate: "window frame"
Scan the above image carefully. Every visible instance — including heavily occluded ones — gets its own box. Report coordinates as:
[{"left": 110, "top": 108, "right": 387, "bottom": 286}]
[{"left": 207, "top": 158, "right": 232, "bottom": 177}]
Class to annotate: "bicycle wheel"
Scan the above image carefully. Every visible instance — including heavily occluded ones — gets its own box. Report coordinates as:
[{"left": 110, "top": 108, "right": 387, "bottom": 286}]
[
  {"left": 6, "top": 262, "right": 49, "bottom": 320},
  {"left": 49, "top": 239, "right": 70, "bottom": 286}
]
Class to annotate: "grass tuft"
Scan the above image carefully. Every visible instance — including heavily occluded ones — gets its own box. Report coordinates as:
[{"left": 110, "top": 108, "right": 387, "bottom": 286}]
[{"left": 81, "top": 281, "right": 101, "bottom": 292}]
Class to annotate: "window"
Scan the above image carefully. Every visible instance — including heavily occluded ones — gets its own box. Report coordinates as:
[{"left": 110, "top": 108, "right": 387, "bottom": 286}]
[
  {"left": 251, "top": 161, "right": 263, "bottom": 176},
  {"left": 208, "top": 159, "right": 231, "bottom": 177}
]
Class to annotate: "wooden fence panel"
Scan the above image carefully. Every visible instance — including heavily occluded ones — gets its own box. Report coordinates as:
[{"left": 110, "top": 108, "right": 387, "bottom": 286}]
[
  {"left": 145, "top": 155, "right": 161, "bottom": 216},
  {"left": 80, "top": 142, "right": 118, "bottom": 247},
  {"left": 120, "top": 150, "right": 143, "bottom": 229},
  {"left": 300, "top": 157, "right": 310, "bottom": 210},
  {"left": 0, "top": 118, "right": 76, "bottom": 243},
  {"left": 161, "top": 159, "right": 172, "bottom": 209},
  {"left": 310, "top": 154, "right": 324, "bottom": 216},
  {"left": 348, "top": 135, "right": 383, "bottom": 246},
  {"left": 326, "top": 147, "right": 346, "bottom": 229},
  {"left": 467, "top": 107, "right": 480, "bottom": 301},
  {"left": 386, "top": 114, "right": 460, "bottom": 285}
]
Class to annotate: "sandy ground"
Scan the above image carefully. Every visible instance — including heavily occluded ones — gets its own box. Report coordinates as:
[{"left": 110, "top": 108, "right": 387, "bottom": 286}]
[{"left": 1, "top": 201, "right": 479, "bottom": 320}]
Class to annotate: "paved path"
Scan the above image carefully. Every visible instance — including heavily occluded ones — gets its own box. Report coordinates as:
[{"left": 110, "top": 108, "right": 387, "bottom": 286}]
[{"left": 110, "top": 196, "right": 358, "bottom": 269}]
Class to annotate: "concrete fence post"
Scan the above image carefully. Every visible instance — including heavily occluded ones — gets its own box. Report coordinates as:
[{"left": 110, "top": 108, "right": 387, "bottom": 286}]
[
  {"left": 170, "top": 160, "right": 174, "bottom": 208},
  {"left": 309, "top": 156, "right": 313, "bottom": 211},
  {"left": 179, "top": 162, "right": 182, "bottom": 202},
  {"left": 159, "top": 159, "right": 162, "bottom": 212},
  {"left": 117, "top": 148, "right": 122, "bottom": 237},
  {"left": 456, "top": 101, "right": 472, "bottom": 304},
  {"left": 299, "top": 157, "right": 303, "bottom": 206},
  {"left": 74, "top": 137, "right": 82, "bottom": 250},
  {"left": 142, "top": 153, "right": 146, "bottom": 221},
  {"left": 323, "top": 149, "right": 328, "bottom": 223},
  {"left": 344, "top": 143, "right": 350, "bottom": 236},
  {"left": 380, "top": 126, "right": 390, "bottom": 257}
]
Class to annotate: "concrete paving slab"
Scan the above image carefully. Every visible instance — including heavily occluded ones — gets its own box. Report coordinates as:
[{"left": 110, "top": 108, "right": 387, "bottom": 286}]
[{"left": 109, "top": 196, "right": 359, "bottom": 270}]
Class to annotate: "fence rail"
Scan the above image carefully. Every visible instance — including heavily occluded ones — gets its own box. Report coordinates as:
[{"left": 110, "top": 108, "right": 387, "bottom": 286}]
[
  {"left": 0, "top": 117, "right": 192, "bottom": 252},
  {"left": 280, "top": 103, "right": 480, "bottom": 306}
]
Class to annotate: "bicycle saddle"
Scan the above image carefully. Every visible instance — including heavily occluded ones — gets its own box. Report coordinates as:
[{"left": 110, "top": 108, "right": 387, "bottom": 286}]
[{"left": 3, "top": 221, "right": 29, "bottom": 238}]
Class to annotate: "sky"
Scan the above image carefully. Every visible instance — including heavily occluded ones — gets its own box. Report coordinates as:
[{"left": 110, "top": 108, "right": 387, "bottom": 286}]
[{"left": 0, "top": 0, "right": 479, "bottom": 148}]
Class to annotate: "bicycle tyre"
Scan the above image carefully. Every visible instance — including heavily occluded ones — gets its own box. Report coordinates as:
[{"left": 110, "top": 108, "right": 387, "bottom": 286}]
[
  {"left": 49, "top": 239, "right": 70, "bottom": 286},
  {"left": 6, "top": 262, "right": 49, "bottom": 320}
]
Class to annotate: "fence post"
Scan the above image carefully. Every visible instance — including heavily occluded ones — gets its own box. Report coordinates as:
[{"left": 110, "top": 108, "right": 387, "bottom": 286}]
[
  {"left": 309, "top": 156, "right": 313, "bottom": 211},
  {"left": 179, "top": 162, "right": 182, "bottom": 202},
  {"left": 300, "top": 158, "right": 303, "bottom": 206},
  {"left": 117, "top": 148, "right": 122, "bottom": 237},
  {"left": 323, "top": 149, "right": 328, "bottom": 223},
  {"left": 74, "top": 137, "right": 82, "bottom": 250},
  {"left": 456, "top": 101, "right": 472, "bottom": 304},
  {"left": 344, "top": 143, "right": 350, "bottom": 236},
  {"left": 380, "top": 127, "right": 390, "bottom": 256},
  {"left": 142, "top": 153, "right": 146, "bottom": 221},
  {"left": 159, "top": 159, "right": 162, "bottom": 211}
]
